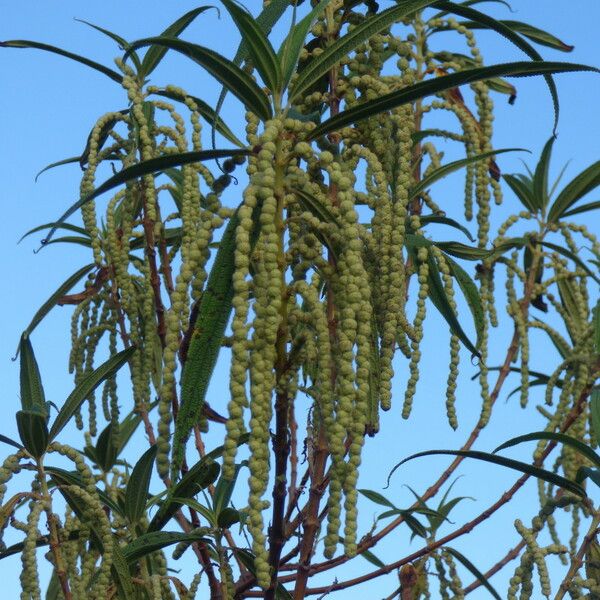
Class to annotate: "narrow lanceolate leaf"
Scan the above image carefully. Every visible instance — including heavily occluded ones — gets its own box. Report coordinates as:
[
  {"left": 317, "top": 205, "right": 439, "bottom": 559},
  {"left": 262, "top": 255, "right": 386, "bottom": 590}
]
[
  {"left": 561, "top": 200, "right": 600, "bottom": 219},
  {"left": 533, "top": 136, "right": 555, "bottom": 211},
  {"left": 547, "top": 160, "right": 600, "bottom": 222},
  {"left": 148, "top": 460, "right": 220, "bottom": 532},
  {"left": 94, "top": 423, "right": 119, "bottom": 472},
  {"left": 278, "top": 0, "right": 332, "bottom": 93},
  {"left": 361, "top": 549, "right": 386, "bottom": 569},
  {"left": 74, "top": 19, "right": 142, "bottom": 73},
  {"left": 152, "top": 88, "right": 244, "bottom": 147},
  {"left": 42, "top": 149, "right": 249, "bottom": 244},
  {"left": 172, "top": 203, "right": 261, "bottom": 478},
  {"left": 445, "top": 257, "right": 485, "bottom": 347},
  {"left": 503, "top": 173, "right": 536, "bottom": 213},
  {"left": 432, "top": 2, "right": 562, "bottom": 131},
  {"left": 420, "top": 215, "right": 474, "bottom": 242},
  {"left": 124, "top": 445, "right": 157, "bottom": 524},
  {"left": 16, "top": 410, "right": 48, "bottom": 459},
  {"left": 447, "top": 19, "right": 574, "bottom": 52},
  {"left": 17, "top": 264, "right": 95, "bottom": 346},
  {"left": 117, "top": 399, "right": 159, "bottom": 455},
  {"left": 171, "top": 213, "right": 239, "bottom": 478},
  {"left": 426, "top": 251, "right": 480, "bottom": 356},
  {"left": 49, "top": 347, "right": 135, "bottom": 441},
  {"left": 494, "top": 431, "right": 600, "bottom": 469},
  {"left": 112, "top": 547, "right": 136, "bottom": 600},
  {"left": 431, "top": 0, "right": 512, "bottom": 19},
  {"left": 122, "top": 531, "right": 209, "bottom": 563},
  {"left": 0, "top": 40, "right": 123, "bottom": 82},
  {"left": 409, "top": 148, "right": 526, "bottom": 201},
  {"left": 18, "top": 335, "right": 46, "bottom": 414},
  {"left": 46, "top": 466, "right": 123, "bottom": 516},
  {"left": 140, "top": 7, "right": 214, "bottom": 77},
  {"left": 291, "top": 0, "right": 436, "bottom": 102},
  {"left": 0, "top": 434, "right": 23, "bottom": 451},
  {"left": 308, "top": 62, "right": 599, "bottom": 140},
  {"left": 126, "top": 37, "right": 272, "bottom": 121},
  {"left": 444, "top": 547, "right": 502, "bottom": 600},
  {"left": 358, "top": 488, "right": 396, "bottom": 509},
  {"left": 215, "top": 0, "right": 290, "bottom": 126},
  {"left": 34, "top": 156, "right": 81, "bottom": 182},
  {"left": 594, "top": 301, "right": 600, "bottom": 354},
  {"left": 387, "top": 449, "right": 586, "bottom": 497},
  {"left": 590, "top": 388, "right": 600, "bottom": 448},
  {"left": 222, "top": 0, "right": 281, "bottom": 92}
]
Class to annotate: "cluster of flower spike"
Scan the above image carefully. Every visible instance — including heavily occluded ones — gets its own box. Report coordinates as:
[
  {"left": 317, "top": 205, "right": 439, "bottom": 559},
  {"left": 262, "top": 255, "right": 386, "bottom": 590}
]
[{"left": 17, "top": 4, "right": 582, "bottom": 597}]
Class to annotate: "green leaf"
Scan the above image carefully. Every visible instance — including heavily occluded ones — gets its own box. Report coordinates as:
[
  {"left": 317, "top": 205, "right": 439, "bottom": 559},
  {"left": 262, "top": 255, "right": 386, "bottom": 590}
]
[
  {"left": 547, "top": 160, "right": 600, "bottom": 223},
  {"left": 112, "top": 546, "right": 136, "bottom": 600},
  {"left": 20, "top": 223, "right": 90, "bottom": 243},
  {"left": 594, "top": 302, "right": 600, "bottom": 354},
  {"left": 291, "top": 0, "right": 435, "bottom": 102},
  {"left": 122, "top": 531, "right": 209, "bottom": 563},
  {"left": 434, "top": 241, "right": 491, "bottom": 261},
  {"left": 361, "top": 549, "right": 386, "bottom": 568},
  {"left": 432, "top": 2, "right": 562, "bottom": 131},
  {"left": 140, "top": 7, "right": 214, "bottom": 78},
  {"left": 431, "top": 0, "right": 513, "bottom": 19},
  {"left": 444, "top": 547, "right": 502, "bottom": 600},
  {"left": 561, "top": 200, "right": 600, "bottom": 219},
  {"left": 447, "top": 18, "right": 574, "bottom": 52},
  {"left": 214, "top": 0, "right": 290, "bottom": 136},
  {"left": 503, "top": 173, "right": 536, "bottom": 213},
  {"left": 0, "top": 434, "right": 23, "bottom": 451},
  {"left": 94, "top": 422, "right": 119, "bottom": 472},
  {"left": 309, "top": 61, "right": 598, "bottom": 140},
  {"left": 420, "top": 215, "right": 474, "bottom": 242},
  {"left": 16, "top": 410, "right": 48, "bottom": 458},
  {"left": 172, "top": 203, "right": 261, "bottom": 478},
  {"left": 577, "top": 466, "right": 600, "bottom": 488},
  {"left": 217, "top": 507, "right": 240, "bottom": 528},
  {"left": 213, "top": 461, "right": 246, "bottom": 516},
  {"left": 409, "top": 148, "right": 526, "bottom": 201},
  {"left": 494, "top": 431, "right": 600, "bottom": 469},
  {"left": 221, "top": 0, "right": 281, "bottom": 93},
  {"left": 278, "top": 0, "right": 333, "bottom": 94},
  {"left": 117, "top": 400, "right": 159, "bottom": 455},
  {"left": 445, "top": 257, "right": 485, "bottom": 347},
  {"left": 419, "top": 247, "right": 480, "bottom": 356},
  {"left": 18, "top": 335, "right": 47, "bottom": 415},
  {"left": 49, "top": 347, "right": 135, "bottom": 441},
  {"left": 533, "top": 136, "right": 555, "bottom": 211},
  {"left": 148, "top": 459, "right": 220, "bottom": 532},
  {"left": 171, "top": 496, "right": 218, "bottom": 526},
  {"left": 43, "top": 148, "right": 249, "bottom": 244},
  {"left": 34, "top": 156, "right": 81, "bottom": 182},
  {"left": 46, "top": 466, "right": 123, "bottom": 516},
  {"left": 388, "top": 449, "right": 586, "bottom": 497},
  {"left": 152, "top": 88, "right": 244, "bottom": 147},
  {"left": 358, "top": 488, "right": 396, "bottom": 509},
  {"left": 0, "top": 40, "right": 123, "bottom": 82},
  {"left": 126, "top": 37, "right": 272, "bottom": 121},
  {"left": 15, "top": 264, "right": 94, "bottom": 351},
  {"left": 45, "top": 570, "right": 61, "bottom": 600},
  {"left": 124, "top": 445, "right": 157, "bottom": 524},
  {"left": 74, "top": 19, "right": 142, "bottom": 73}
]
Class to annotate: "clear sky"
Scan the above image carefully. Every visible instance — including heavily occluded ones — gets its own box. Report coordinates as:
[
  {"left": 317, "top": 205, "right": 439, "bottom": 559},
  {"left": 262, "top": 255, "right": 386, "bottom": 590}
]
[{"left": 1, "top": 2, "right": 599, "bottom": 598}]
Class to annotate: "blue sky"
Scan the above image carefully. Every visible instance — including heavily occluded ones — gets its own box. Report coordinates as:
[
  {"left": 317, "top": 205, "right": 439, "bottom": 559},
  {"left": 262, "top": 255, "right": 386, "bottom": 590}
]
[{"left": 1, "top": 1, "right": 599, "bottom": 598}]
